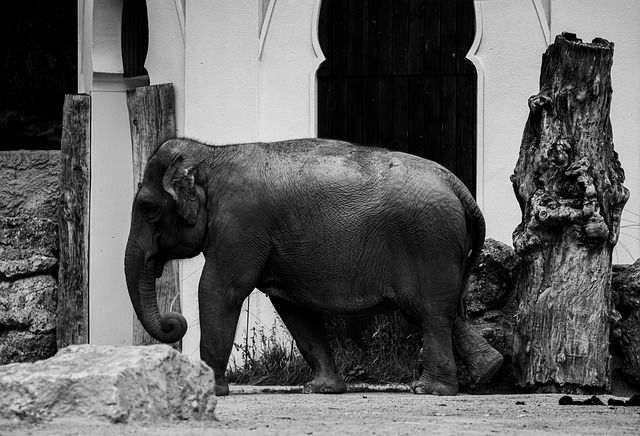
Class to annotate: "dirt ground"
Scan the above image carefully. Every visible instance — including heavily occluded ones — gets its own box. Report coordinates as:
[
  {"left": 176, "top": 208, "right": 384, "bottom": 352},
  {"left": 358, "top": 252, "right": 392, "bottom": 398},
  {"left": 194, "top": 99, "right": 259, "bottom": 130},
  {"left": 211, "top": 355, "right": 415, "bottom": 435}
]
[{"left": 1, "top": 387, "right": 639, "bottom": 436}]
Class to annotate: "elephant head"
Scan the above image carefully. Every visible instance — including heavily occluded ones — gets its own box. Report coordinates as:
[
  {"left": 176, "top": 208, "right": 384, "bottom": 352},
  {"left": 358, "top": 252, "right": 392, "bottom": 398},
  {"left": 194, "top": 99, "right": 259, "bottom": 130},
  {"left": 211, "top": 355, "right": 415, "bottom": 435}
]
[{"left": 124, "top": 141, "right": 208, "bottom": 343}]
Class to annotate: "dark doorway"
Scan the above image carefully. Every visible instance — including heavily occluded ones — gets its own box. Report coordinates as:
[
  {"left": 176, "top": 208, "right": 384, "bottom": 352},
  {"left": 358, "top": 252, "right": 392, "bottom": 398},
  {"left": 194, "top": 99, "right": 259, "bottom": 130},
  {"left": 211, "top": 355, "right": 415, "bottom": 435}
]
[
  {"left": 317, "top": 0, "right": 477, "bottom": 194},
  {"left": 1, "top": 1, "right": 77, "bottom": 150},
  {"left": 317, "top": 0, "right": 478, "bottom": 353}
]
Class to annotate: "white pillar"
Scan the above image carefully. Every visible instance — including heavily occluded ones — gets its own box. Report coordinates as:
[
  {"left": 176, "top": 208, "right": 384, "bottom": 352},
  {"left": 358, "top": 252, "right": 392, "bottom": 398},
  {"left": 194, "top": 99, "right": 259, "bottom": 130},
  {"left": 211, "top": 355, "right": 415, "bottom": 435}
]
[{"left": 81, "top": 0, "right": 138, "bottom": 345}]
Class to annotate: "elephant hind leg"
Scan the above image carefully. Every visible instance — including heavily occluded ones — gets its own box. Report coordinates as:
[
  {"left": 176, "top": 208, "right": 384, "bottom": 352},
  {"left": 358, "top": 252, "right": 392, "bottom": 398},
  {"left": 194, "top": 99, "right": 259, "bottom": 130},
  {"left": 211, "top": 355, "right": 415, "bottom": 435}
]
[
  {"left": 270, "top": 296, "right": 346, "bottom": 394},
  {"left": 408, "top": 314, "right": 458, "bottom": 396},
  {"left": 453, "top": 316, "right": 504, "bottom": 386}
]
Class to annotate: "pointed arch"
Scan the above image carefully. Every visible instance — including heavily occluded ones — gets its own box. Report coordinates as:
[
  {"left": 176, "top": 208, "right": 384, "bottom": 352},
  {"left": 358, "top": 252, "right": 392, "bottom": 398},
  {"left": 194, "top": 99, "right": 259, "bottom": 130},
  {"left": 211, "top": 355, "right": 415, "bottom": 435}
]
[{"left": 317, "top": 0, "right": 478, "bottom": 195}]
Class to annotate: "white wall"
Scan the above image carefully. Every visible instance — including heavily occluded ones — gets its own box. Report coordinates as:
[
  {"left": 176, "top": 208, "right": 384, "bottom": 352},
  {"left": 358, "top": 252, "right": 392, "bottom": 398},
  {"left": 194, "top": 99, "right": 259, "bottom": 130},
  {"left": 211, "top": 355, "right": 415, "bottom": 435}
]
[
  {"left": 184, "top": 0, "right": 259, "bottom": 143},
  {"left": 145, "top": 0, "right": 186, "bottom": 134},
  {"left": 473, "top": 0, "right": 549, "bottom": 245},
  {"left": 258, "top": 0, "right": 324, "bottom": 140}
]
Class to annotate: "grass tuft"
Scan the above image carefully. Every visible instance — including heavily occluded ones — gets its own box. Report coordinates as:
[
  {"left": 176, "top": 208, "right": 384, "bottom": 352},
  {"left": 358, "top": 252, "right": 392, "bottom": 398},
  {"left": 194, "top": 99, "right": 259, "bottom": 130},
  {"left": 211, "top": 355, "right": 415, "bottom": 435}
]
[{"left": 227, "top": 314, "right": 422, "bottom": 386}]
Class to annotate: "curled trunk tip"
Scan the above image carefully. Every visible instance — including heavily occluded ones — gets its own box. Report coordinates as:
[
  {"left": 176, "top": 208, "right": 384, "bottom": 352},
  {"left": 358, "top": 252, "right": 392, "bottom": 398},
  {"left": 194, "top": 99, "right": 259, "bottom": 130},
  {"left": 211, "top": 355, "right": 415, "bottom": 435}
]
[
  {"left": 125, "top": 239, "right": 188, "bottom": 344},
  {"left": 156, "top": 311, "right": 188, "bottom": 344}
]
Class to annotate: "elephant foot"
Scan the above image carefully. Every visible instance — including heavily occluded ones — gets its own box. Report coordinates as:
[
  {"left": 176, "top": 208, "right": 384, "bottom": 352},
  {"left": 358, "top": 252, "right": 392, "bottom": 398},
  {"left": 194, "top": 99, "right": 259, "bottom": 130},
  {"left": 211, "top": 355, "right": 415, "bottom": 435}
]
[
  {"left": 214, "top": 377, "right": 230, "bottom": 396},
  {"left": 302, "top": 374, "right": 347, "bottom": 394},
  {"left": 409, "top": 377, "right": 458, "bottom": 396},
  {"left": 453, "top": 317, "right": 504, "bottom": 386},
  {"left": 467, "top": 350, "right": 504, "bottom": 386},
  {"left": 215, "top": 383, "right": 230, "bottom": 396}
]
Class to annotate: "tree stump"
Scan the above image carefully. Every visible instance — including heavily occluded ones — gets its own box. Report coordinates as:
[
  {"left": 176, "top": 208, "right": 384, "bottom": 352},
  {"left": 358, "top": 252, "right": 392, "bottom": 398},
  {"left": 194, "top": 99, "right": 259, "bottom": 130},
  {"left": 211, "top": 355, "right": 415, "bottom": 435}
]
[{"left": 511, "top": 33, "right": 629, "bottom": 393}]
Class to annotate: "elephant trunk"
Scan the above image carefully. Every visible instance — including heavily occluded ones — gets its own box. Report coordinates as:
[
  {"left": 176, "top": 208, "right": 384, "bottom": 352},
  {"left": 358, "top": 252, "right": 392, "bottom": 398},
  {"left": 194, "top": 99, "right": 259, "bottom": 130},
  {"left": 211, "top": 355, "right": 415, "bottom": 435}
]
[{"left": 124, "top": 239, "right": 187, "bottom": 344}]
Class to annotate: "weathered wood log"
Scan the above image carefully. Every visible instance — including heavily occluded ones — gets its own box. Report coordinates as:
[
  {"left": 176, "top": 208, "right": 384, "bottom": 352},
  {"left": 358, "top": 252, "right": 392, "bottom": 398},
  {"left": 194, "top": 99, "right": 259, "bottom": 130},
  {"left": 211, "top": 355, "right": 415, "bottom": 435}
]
[
  {"left": 511, "top": 33, "right": 629, "bottom": 393},
  {"left": 126, "top": 83, "right": 181, "bottom": 350},
  {"left": 57, "top": 94, "right": 91, "bottom": 348}
]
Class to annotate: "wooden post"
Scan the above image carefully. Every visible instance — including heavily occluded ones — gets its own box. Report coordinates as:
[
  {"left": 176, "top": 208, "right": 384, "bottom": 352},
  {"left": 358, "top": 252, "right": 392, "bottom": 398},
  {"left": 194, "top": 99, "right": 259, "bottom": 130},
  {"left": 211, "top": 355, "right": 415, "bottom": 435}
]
[
  {"left": 57, "top": 94, "right": 91, "bottom": 348},
  {"left": 511, "top": 33, "right": 629, "bottom": 392},
  {"left": 126, "top": 83, "right": 181, "bottom": 350}
]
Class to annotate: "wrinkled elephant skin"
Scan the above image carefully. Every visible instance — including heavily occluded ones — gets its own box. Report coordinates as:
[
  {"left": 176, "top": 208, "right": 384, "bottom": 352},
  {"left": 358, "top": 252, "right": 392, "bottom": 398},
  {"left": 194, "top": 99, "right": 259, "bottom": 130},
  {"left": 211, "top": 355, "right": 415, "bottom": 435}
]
[{"left": 124, "top": 138, "right": 503, "bottom": 396}]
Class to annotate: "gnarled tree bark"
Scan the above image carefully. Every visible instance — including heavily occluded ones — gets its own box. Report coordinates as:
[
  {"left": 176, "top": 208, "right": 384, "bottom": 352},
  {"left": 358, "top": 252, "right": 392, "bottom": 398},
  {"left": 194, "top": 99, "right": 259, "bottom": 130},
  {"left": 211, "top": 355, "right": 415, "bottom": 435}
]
[
  {"left": 511, "top": 33, "right": 629, "bottom": 393},
  {"left": 58, "top": 94, "right": 90, "bottom": 348}
]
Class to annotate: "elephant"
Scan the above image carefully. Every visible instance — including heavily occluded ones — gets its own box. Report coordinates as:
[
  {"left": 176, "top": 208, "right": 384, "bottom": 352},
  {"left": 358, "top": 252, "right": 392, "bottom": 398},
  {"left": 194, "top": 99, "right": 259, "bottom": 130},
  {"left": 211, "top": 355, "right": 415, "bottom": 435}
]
[{"left": 124, "top": 137, "right": 503, "bottom": 396}]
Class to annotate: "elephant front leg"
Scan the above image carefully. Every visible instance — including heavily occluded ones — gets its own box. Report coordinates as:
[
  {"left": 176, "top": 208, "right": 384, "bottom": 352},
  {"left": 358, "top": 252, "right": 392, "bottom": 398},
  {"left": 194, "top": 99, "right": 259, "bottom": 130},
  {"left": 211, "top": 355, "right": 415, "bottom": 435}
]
[
  {"left": 410, "top": 315, "right": 458, "bottom": 396},
  {"left": 199, "top": 299, "right": 242, "bottom": 396},
  {"left": 270, "top": 296, "right": 346, "bottom": 394},
  {"left": 198, "top": 263, "right": 250, "bottom": 397}
]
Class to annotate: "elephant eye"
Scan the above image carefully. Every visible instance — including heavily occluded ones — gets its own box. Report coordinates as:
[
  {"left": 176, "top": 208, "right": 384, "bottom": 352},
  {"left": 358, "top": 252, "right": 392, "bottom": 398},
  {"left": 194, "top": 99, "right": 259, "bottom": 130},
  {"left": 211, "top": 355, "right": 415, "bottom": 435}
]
[{"left": 139, "top": 202, "right": 161, "bottom": 222}]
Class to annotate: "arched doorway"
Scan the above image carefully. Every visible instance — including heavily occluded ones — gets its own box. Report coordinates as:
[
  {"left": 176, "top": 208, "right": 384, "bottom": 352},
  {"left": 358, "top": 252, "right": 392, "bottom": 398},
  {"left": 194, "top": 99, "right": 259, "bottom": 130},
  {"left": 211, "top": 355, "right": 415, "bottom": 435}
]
[
  {"left": 317, "top": 0, "right": 478, "bottom": 348},
  {"left": 317, "top": 0, "right": 477, "bottom": 194}
]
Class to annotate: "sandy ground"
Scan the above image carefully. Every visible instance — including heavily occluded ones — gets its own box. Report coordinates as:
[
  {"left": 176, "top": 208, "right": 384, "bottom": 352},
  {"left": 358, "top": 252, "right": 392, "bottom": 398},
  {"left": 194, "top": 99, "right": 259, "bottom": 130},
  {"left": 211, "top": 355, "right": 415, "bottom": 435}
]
[{"left": 1, "top": 387, "right": 639, "bottom": 435}]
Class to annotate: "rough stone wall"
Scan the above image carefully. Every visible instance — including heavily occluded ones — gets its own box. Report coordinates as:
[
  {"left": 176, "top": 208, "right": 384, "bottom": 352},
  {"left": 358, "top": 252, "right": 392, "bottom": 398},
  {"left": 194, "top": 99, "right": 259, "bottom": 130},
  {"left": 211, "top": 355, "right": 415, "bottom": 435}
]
[
  {"left": 0, "top": 150, "right": 60, "bottom": 364},
  {"left": 611, "top": 259, "right": 640, "bottom": 393}
]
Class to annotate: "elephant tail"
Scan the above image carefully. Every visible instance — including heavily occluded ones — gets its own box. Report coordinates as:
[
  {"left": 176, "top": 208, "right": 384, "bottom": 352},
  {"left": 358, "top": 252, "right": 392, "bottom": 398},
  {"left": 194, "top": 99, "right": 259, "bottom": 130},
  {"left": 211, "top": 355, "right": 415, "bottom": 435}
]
[{"left": 449, "top": 175, "right": 486, "bottom": 319}]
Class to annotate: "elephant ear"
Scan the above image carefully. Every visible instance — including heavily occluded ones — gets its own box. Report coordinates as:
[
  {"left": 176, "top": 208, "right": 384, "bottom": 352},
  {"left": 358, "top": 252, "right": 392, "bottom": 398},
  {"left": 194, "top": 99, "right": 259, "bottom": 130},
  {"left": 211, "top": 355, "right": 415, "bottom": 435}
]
[{"left": 162, "top": 155, "right": 200, "bottom": 225}]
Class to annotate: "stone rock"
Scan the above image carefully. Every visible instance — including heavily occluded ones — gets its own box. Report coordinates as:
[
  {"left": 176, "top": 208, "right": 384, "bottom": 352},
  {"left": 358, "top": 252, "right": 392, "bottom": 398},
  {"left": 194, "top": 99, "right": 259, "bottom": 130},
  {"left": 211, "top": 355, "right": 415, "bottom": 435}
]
[
  {"left": 0, "top": 255, "right": 57, "bottom": 280},
  {"left": 0, "top": 150, "right": 60, "bottom": 220},
  {"left": 0, "top": 216, "right": 58, "bottom": 280},
  {"left": 0, "top": 330, "right": 57, "bottom": 365},
  {"left": 465, "top": 238, "right": 522, "bottom": 314},
  {"left": 0, "top": 151, "right": 60, "bottom": 367},
  {"left": 0, "top": 217, "right": 58, "bottom": 259},
  {"left": 0, "top": 216, "right": 59, "bottom": 281},
  {"left": 0, "top": 275, "right": 57, "bottom": 333},
  {"left": 0, "top": 345, "right": 217, "bottom": 423},
  {"left": 611, "top": 259, "right": 640, "bottom": 389},
  {"left": 464, "top": 239, "right": 521, "bottom": 359}
]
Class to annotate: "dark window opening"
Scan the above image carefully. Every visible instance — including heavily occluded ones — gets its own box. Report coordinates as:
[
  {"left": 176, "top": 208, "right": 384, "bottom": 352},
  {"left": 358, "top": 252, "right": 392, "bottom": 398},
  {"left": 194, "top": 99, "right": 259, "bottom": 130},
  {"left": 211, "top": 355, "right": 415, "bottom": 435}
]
[
  {"left": 121, "top": 0, "right": 149, "bottom": 79},
  {"left": 1, "top": 1, "right": 77, "bottom": 150}
]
